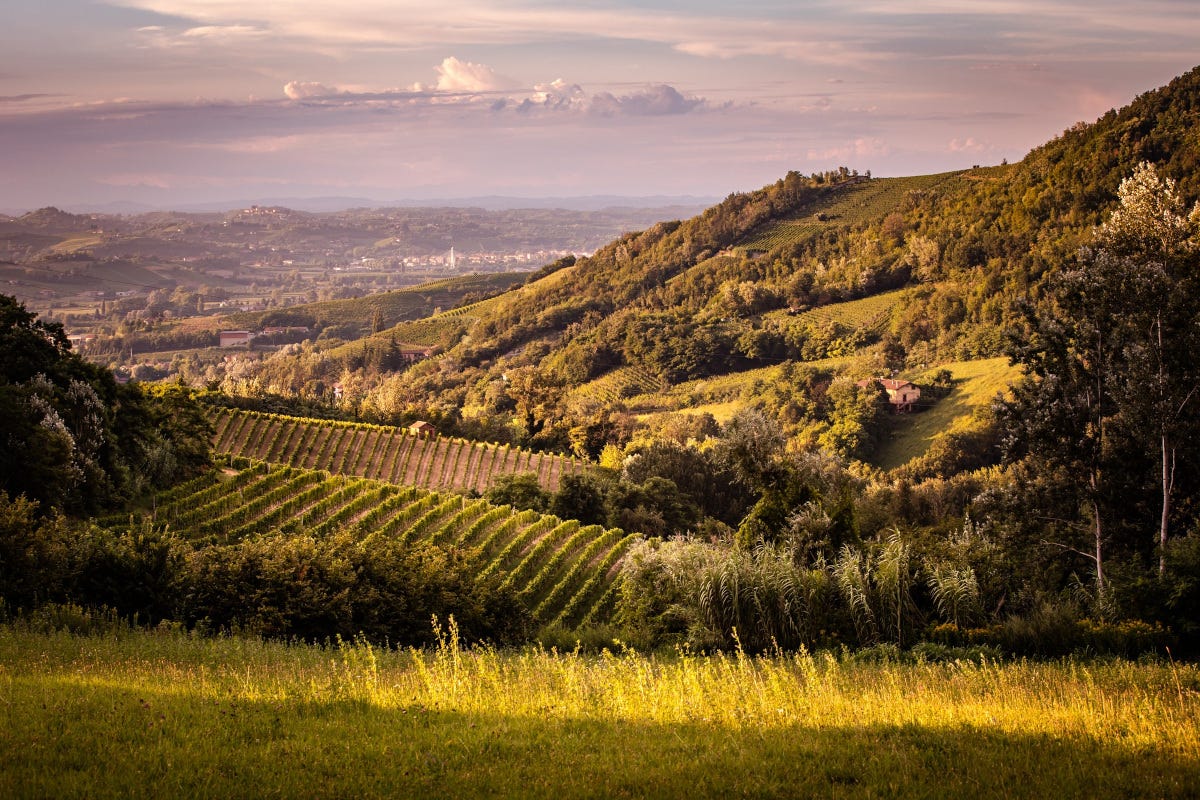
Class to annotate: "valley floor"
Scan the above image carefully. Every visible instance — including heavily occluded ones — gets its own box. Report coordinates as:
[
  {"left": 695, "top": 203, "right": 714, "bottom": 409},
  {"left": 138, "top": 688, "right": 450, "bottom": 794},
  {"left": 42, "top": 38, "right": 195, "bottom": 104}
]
[{"left": 2, "top": 623, "right": 1197, "bottom": 798}]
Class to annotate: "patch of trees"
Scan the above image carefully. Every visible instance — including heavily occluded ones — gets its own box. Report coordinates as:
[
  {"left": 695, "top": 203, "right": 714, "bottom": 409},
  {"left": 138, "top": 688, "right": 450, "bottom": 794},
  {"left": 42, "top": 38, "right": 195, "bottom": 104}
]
[
  {"left": 0, "top": 295, "right": 212, "bottom": 514},
  {"left": 998, "top": 162, "right": 1200, "bottom": 605}
]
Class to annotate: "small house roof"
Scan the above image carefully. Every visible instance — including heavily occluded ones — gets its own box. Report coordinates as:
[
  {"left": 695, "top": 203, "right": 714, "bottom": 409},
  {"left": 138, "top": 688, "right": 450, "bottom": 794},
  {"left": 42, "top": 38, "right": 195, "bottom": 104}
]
[{"left": 857, "top": 377, "right": 918, "bottom": 392}]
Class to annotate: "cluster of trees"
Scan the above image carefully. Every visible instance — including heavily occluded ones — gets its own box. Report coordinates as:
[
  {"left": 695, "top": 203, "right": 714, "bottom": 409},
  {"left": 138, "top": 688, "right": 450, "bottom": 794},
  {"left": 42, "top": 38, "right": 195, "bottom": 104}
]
[
  {"left": 1000, "top": 162, "right": 1200, "bottom": 605},
  {"left": 0, "top": 295, "right": 211, "bottom": 514}
]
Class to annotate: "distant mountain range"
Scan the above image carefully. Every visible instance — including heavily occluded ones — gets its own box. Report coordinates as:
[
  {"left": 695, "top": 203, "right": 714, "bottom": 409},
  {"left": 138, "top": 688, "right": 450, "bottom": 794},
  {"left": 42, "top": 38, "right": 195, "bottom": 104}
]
[{"left": 1, "top": 195, "right": 721, "bottom": 217}]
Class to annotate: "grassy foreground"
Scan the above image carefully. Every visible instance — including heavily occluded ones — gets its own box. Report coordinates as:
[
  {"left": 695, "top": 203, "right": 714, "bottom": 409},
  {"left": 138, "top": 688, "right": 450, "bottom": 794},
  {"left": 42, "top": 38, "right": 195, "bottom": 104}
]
[{"left": 1, "top": 623, "right": 1198, "bottom": 798}]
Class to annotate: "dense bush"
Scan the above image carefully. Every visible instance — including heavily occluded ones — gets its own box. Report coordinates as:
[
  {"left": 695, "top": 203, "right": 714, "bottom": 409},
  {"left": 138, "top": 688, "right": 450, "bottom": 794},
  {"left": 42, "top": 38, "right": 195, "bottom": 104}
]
[{"left": 0, "top": 491, "right": 530, "bottom": 646}]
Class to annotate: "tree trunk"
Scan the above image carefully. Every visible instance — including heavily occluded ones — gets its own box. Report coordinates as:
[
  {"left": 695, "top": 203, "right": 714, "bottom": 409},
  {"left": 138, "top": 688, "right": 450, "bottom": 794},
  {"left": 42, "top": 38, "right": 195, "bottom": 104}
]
[
  {"left": 1090, "top": 478, "right": 1105, "bottom": 595},
  {"left": 1160, "top": 436, "right": 1174, "bottom": 576}
]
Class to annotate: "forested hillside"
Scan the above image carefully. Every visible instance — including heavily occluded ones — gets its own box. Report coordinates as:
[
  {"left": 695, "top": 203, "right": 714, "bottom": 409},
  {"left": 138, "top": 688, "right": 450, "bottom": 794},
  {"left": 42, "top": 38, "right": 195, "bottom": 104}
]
[
  {"left": 176, "top": 66, "right": 1200, "bottom": 650},
  {"left": 3, "top": 67, "right": 1200, "bottom": 655}
]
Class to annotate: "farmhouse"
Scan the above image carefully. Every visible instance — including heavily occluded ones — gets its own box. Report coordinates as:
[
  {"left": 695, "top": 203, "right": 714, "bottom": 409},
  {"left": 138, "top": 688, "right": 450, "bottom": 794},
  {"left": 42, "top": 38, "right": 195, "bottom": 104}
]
[
  {"left": 409, "top": 420, "right": 437, "bottom": 439},
  {"left": 219, "top": 330, "right": 253, "bottom": 348},
  {"left": 857, "top": 377, "right": 921, "bottom": 412},
  {"left": 400, "top": 346, "right": 435, "bottom": 363}
]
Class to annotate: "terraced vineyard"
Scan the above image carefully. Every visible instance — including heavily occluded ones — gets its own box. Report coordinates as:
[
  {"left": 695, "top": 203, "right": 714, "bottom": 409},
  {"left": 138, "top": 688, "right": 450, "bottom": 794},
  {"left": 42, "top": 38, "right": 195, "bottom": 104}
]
[
  {"left": 739, "top": 172, "right": 965, "bottom": 252},
  {"left": 568, "top": 364, "right": 665, "bottom": 404},
  {"left": 137, "top": 461, "right": 638, "bottom": 628},
  {"left": 329, "top": 266, "right": 577, "bottom": 358},
  {"left": 209, "top": 407, "right": 584, "bottom": 493},
  {"left": 767, "top": 288, "right": 910, "bottom": 335}
]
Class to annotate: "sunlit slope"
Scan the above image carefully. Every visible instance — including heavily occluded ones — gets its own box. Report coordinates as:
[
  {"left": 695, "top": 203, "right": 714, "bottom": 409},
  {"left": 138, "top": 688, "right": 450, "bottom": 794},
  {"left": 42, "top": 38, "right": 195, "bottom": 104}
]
[
  {"left": 871, "top": 357, "right": 1021, "bottom": 471},
  {"left": 124, "top": 461, "right": 636, "bottom": 628}
]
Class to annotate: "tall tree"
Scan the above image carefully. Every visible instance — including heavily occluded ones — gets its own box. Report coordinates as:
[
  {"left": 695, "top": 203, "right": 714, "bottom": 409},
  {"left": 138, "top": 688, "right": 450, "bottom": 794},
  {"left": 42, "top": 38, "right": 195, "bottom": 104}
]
[
  {"left": 1089, "top": 163, "right": 1200, "bottom": 574},
  {"left": 1001, "top": 163, "right": 1200, "bottom": 590}
]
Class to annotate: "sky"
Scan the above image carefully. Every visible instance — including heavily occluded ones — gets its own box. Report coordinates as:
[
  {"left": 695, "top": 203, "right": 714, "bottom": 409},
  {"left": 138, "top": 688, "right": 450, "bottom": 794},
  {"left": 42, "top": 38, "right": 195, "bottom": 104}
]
[{"left": 2, "top": 0, "right": 1199, "bottom": 212}]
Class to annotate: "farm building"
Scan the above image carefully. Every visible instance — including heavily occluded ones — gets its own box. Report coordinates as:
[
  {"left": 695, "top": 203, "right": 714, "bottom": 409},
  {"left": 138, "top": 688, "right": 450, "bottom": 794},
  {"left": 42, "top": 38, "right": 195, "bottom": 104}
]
[
  {"left": 857, "top": 377, "right": 921, "bottom": 412},
  {"left": 400, "top": 346, "right": 434, "bottom": 362},
  {"left": 409, "top": 420, "right": 437, "bottom": 439},
  {"left": 219, "top": 330, "right": 253, "bottom": 347}
]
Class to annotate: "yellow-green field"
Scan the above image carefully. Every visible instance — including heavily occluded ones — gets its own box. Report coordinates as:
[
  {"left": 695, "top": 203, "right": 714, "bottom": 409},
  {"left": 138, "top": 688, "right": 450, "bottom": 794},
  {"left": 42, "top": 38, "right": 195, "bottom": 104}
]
[
  {"left": 872, "top": 357, "right": 1022, "bottom": 471},
  {"left": 765, "top": 288, "right": 910, "bottom": 334},
  {"left": 1, "top": 624, "right": 1196, "bottom": 798}
]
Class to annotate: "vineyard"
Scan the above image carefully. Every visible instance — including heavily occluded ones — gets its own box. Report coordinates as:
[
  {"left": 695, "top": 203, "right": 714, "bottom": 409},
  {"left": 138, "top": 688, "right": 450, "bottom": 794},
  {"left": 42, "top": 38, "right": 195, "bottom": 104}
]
[
  {"left": 221, "top": 272, "right": 527, "bottom": 331},
  {"left": 133, "top": 461, "right": 637, "bottom": 628},
  {"left": 209, "top": 407, "right": 584, "bottom": 493},
  {"left": 738, "top": 172, "right": 965, "bottom": 252},
  {"left": 327, "top": 266, "right": 576, "bottom": 357},
  {"left": 767, "top": 287, "right": 910, "bottom": 336},
  {"left": 568, "top": 364, "right": 666, "bottom": 405}
]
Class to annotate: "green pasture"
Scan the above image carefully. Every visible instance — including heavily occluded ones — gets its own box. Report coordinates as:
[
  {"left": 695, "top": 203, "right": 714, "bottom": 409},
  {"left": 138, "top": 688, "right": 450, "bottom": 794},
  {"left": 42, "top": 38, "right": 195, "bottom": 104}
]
[
  {"left": 1, "top": 624, "right": 1196, "bottom": 799},
  {"left": 872, "top": 357, "right": 1021, "bottom": 471}
]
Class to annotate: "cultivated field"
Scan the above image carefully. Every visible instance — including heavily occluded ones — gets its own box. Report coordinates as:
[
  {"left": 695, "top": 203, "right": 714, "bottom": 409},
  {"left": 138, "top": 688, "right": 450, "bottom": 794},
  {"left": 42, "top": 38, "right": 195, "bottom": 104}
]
[
  {"left": 210, "top": 408, "right": 584, "bottom": 493},
  {"left": 738, "top": 172, "right": 965, "bottom": 252},
  {"left": 2, "top": 624, "right": 1197, "bottom": 798},
  {"left": 766, "top": 287, "right": 910, "bottom": 336},
  {"left": 127, "top": 461, "right": 634, "bottom": 629}
]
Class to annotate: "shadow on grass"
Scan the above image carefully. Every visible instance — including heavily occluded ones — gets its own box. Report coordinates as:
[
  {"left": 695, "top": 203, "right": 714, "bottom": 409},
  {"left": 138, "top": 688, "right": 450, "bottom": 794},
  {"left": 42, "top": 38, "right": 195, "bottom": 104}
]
[{"left": 2, "top": 682, "right": 1196, "bottom": 799}]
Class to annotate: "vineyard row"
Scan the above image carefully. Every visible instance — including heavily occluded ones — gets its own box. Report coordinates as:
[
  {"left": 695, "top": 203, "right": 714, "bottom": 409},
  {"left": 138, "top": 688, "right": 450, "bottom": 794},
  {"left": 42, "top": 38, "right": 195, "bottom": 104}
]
[
  {"left": 139, "top": 461, "right": 637, "bottom": 629},
  {"left": 208, "top": 407, "right": 584, "bottom": 494}
]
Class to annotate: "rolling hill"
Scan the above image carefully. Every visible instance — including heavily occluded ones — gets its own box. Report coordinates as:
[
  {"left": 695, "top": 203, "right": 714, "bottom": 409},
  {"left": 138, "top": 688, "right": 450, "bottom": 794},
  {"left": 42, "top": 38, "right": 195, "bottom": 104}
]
[{"left": 228, "top": 65, "right": 1199, "bottom": 475}]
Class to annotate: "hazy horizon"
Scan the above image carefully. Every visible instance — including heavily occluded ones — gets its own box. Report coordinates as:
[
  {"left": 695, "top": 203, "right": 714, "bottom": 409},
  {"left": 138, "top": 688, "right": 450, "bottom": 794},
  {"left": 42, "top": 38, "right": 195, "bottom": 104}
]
[{"left": 4, "top": 1, "right": 1200, "bottom": 210}]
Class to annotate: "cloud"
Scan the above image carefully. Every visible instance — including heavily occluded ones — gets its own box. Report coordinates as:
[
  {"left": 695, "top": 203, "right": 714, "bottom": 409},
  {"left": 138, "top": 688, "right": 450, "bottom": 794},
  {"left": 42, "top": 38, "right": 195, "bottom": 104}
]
[
  {"left": 0, "top": 94, "right": 55, "bottom": 103},
  {"left": 807, "top": 137, "right": 891, "bottom": 161},
  {"left": 588, "top": 85, "right": 705, "bottom": 117},
  {"left": 284, "top": 81, "right": 343, "bottom": 100},
  {"left": 181, "top": 25, "right": 266, "bottom": 40},
  {"left": 280, "top": 59, "right": 707, "bottom": 119},
  {"left": 515, "top": 79, "right": 586, "bottom": 112},
  {"left": 433, "top": 57, "right": 515, "bottom": 92}
]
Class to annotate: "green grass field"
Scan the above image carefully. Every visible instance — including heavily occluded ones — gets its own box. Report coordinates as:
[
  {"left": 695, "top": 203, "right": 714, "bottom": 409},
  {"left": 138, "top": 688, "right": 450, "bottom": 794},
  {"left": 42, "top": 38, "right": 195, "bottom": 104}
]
[
  {"left": 2, "top": 624, "right": 1197, "bottom": 798},
  {"left": 872, "top": 357, "right": 1022, "bottom": 471}
]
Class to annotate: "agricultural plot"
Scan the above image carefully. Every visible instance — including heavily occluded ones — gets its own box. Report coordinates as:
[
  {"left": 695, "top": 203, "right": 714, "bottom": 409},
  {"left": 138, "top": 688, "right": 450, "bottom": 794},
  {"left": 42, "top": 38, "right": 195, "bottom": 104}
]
[
  {"left": 209, "top": 408, "right": 584, "bottom": 493},
  {"left": 569, "top": 364, "right": 665, "bottom": 405},
  {"left": 143, "top": 462, "right": 636, "bottom": 628},
  {"left": 738, "top": 172, "right": 964, "bottom": 252},
  {"left": 766, "top": 288, "right": 910, "bottom": 336}
]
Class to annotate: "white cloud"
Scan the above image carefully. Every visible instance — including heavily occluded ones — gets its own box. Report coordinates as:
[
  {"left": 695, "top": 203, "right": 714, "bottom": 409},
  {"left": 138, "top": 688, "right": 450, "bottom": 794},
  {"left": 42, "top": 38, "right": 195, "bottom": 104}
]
[
  {"left": 182, "top": 25, "right": 266, "bottom": 40},
  {"left": 433, "top": 57, "right": 515, "bottom": 92},
  {"left": 806, "top": 137, "right": 890, "bottom": 161},
  {"left": 948, "top": 136, "right": 990, "bottom": 153},
  {"left": 283, "top": 81, "right": 343, "bottom": 100},
  {"left": 518, "top": 79, "right": 586, "bottom": 111}
]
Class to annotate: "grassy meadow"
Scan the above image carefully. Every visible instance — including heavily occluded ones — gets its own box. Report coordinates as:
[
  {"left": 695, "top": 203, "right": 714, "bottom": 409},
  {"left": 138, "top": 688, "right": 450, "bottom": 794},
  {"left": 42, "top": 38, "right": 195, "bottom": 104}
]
[
  {"left": 873, "top": 357, "right": 1020, "bottom": 471},
  {"left": 2, "top": 621, "right": 1198, "bottom": 798}
]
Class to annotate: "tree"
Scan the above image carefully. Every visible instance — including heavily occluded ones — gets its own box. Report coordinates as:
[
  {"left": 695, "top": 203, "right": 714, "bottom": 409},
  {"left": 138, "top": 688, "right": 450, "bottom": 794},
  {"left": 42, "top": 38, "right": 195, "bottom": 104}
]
[
  {"left": 550, "top": 473, "right": 608, "bottom": 526},
  {"left": 1001, "top": 163, "right": 1200, "bottom": 592},
  {"left": 1091, "top": 163, "right": 1200, "bottom": 574},
  {"left": 486, "top": 472, "right": 549, "bottom": 512}
]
